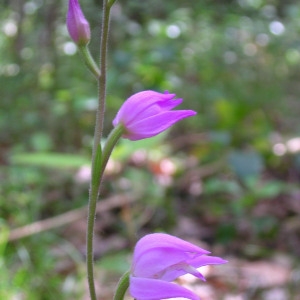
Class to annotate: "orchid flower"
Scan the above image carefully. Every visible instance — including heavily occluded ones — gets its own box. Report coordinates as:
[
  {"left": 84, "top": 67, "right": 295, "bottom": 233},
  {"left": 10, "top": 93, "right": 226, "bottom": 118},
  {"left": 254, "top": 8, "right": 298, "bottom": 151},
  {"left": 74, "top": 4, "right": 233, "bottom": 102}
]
[
  {"left": 130, "top": 233, "right": 227, "bottom": 300},
  {"left": 112, "top": 90, "right": 197, "bottom": 141}
]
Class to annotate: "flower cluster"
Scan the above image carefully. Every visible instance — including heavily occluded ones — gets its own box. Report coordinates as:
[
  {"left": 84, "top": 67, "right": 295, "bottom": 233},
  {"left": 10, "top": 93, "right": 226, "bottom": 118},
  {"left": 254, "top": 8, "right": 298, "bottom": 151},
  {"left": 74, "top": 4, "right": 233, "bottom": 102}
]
[{"left": 130, "top": 233, "right": 227, "bottom": 300}]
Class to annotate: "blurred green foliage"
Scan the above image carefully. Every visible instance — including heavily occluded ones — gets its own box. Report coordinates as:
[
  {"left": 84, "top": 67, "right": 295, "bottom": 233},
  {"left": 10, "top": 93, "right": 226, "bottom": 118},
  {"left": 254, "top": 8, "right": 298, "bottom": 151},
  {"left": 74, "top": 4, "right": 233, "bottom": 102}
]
[{"left": 1, "top": 0, "right": 300, "bottom": 298}]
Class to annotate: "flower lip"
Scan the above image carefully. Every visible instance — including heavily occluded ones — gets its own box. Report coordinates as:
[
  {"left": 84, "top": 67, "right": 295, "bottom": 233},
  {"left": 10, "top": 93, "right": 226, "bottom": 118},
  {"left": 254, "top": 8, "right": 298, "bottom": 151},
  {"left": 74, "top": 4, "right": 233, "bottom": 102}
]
[{"left": 130, "top": 276, "right": 200, "bottom": 300}]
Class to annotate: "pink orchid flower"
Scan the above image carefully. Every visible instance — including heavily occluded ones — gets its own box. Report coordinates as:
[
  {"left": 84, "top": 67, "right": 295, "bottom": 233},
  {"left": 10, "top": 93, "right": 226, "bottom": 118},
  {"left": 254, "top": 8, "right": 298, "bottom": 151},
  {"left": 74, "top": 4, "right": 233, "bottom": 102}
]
[
  {"left": 113, "top": 90, "right": 197, "bottom": 141},
  {"left": 130, "top": 233, "right": 227, "bottom": 300}
]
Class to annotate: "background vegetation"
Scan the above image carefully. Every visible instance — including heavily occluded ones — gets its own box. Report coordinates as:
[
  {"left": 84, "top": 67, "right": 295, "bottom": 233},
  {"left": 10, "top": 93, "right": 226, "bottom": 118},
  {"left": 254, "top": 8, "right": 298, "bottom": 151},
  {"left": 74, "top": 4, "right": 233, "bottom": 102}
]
[{"left": 1, "top": 0, "right": 300, "bottom": 299}]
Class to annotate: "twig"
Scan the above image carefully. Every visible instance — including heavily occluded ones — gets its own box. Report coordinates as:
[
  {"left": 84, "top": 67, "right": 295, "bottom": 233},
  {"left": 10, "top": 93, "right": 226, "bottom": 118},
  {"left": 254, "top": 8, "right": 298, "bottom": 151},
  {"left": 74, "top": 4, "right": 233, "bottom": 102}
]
[{"left": 8, "top": 194, "right": 136, "bottom": 242}]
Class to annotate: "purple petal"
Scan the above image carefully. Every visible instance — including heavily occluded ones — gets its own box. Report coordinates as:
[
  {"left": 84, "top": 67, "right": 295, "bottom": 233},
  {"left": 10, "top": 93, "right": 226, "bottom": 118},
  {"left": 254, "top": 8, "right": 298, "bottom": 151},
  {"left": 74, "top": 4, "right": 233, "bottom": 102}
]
[
  {"left": 188, "top": 255, "right": 228, "bottom": 268},
  {"left": 113, "top": 91, "right": 176, "bottom": 127},
  {"left": 124, "top": 110, "right": 196, "bottom": 140},
  {"left": 133, "top": 98, "right": 183, "bottom": 123},
  {"left": 163, "top": 256, "right": 228, "bottom": 282},
  {"left": 130, "top": 276, "right": 200, "bottom": 300},
  {"left": 133, "top": 247, "right": 204, "bottom": 279},
  {"left": 133, "top": 233, "right": 210, "bottom": 266},
  {"left": 159, "top": 263, "right": 206, "bottom": 282}
]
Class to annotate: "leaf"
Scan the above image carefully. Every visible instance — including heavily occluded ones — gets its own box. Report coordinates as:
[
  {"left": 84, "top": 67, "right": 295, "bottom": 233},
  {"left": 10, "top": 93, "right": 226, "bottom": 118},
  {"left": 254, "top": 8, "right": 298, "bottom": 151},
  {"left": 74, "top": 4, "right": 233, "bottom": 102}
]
[{"left": 11, "top": 152, "right": 90, "bottom": 169}]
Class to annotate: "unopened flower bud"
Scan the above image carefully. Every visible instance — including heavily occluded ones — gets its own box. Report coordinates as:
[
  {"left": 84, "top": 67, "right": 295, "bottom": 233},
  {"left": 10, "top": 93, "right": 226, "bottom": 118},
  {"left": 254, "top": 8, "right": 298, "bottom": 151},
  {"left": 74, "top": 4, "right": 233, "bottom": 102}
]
[{"left": 66, "top": 0, "right": 91, "bottom": 45}]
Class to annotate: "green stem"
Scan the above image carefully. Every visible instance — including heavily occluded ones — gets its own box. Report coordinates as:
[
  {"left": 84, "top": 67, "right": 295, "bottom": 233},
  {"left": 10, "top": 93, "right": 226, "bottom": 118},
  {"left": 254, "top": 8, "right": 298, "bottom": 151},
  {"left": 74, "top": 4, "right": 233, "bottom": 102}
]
[
  {"left": 79, "top": 45, "right": 100, "bottom": 79},
  {"left": 101, "top": 124, "right": 124, "bottom": 176},
  {"left": 108, "top": 0, "right": 118, "bottom": 8},
  {"left": 86, "top": 124, "right": 123, "bottom": 300},
  {"left": 113, "top": 270, "right": 130, "bottom": 300},
  {"left": 86, "top": 1, "right": 113, "bottom": 299},
  {"left": 95, "top": 0, "right": 111, "bottom": 153},
  {"left": 86, "top": 176, "right": 100, "bottom": 300}
]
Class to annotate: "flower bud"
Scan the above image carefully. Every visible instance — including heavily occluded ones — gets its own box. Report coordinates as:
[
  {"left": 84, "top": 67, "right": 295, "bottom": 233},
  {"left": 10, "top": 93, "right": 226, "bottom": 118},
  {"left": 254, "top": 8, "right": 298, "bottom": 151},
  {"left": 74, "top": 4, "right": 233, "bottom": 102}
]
[
  {"left": 112, "top": 90, "right": 197, "bottom": 141},
  {"left": 66, "top": 0, "right": 91, "bottom": 45}
]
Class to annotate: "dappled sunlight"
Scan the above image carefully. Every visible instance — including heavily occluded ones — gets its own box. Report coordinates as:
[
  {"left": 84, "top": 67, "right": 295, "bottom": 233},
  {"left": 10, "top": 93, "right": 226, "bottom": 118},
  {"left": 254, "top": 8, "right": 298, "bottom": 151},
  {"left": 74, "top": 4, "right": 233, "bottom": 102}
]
[{"left": 272, "top": 136, "right": 300, "bottom": 156}]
